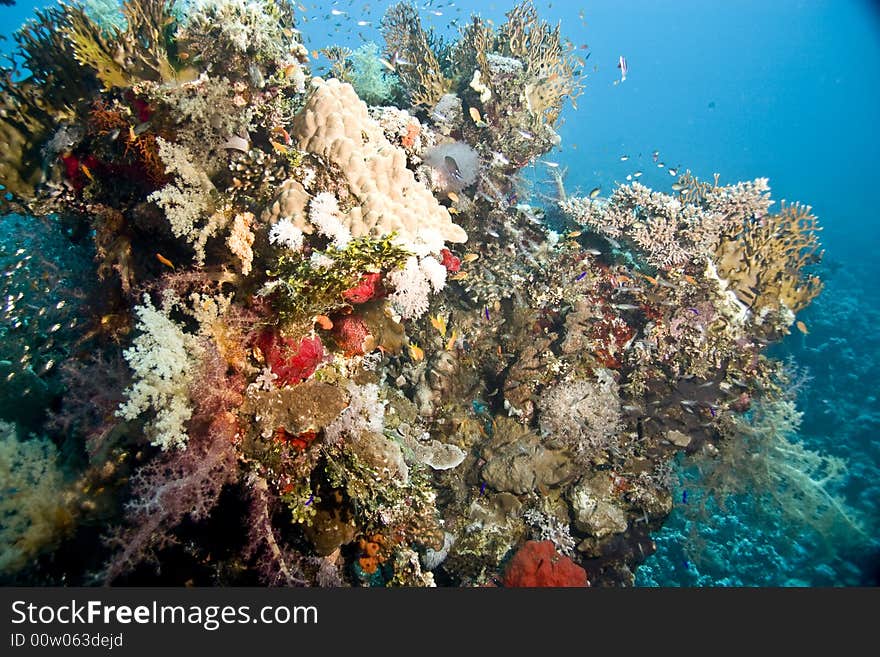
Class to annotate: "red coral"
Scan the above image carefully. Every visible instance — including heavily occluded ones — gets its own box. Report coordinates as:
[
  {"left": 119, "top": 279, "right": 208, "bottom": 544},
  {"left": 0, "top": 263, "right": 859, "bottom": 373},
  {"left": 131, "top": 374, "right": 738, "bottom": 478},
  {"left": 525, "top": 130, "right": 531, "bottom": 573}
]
[
  {"left": 332, "top": 314, "right": 373, "bottom": 356},
  {"left": 342, "top": 272, "right": 385, "bottom": 304},
  {"left": 440, "top": 248, "right": 461, "bottom": 273},
  {"left": 503, "top": 540, "right": 589, "bottom": 588},
  {"left": 256, "top": 330, "right": 324, "bottom": 386}
]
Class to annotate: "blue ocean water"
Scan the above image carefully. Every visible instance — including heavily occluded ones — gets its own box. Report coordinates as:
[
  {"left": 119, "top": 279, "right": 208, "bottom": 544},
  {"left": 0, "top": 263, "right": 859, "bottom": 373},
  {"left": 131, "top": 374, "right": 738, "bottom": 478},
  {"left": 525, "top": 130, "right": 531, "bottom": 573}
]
[{"left": 2, "top": 0, "right": 877, "bottom": 586}]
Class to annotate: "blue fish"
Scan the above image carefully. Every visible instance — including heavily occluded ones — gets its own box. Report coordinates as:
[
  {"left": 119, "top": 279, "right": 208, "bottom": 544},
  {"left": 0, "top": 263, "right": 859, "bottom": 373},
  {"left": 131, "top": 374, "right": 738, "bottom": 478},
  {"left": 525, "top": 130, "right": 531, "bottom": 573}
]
[
  {"left": 304, "top": 493, "right": 314, "bottom": 506},
  {"left": 682, "top": 489, "right": 689, "bottom": 504},
  {"left": 484, "top": 306, "right": 490, "bottom": 320},
  {"left": 575, "top": 271, "right": 588, "bottom": 281}
]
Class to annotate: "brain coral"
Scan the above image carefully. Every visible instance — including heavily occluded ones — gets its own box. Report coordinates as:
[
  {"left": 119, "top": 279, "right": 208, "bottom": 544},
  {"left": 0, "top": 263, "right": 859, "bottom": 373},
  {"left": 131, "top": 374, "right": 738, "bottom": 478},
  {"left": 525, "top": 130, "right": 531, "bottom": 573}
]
[{"left": 285, "top": 77, "right": 467, "bottom": 253}]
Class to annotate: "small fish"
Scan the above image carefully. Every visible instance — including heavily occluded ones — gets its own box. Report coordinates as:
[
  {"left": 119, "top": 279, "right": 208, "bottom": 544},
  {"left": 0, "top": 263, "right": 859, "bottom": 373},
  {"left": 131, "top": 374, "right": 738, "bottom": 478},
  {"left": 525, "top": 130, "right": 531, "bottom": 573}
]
[
  {"left": 304, "top": 493, "right": 315, "bottom": 506},
  {"left": 796, "top": 320, "right": 809, "bottom": 335},
  {"left": 589, "top": 187, "right": 601, "bottom": 199},
  {"left": 156, "top": 253, "right": 174, "bottom": 268},
  {"left": 516, "top": 129, "right": 535, "bottom": 140},
  {"left": 633, "top": 171, "right": 643, "bottom": 178},
  {"left": 430, "top": 314, "right": 447, "bottom": 338},
  {"left": 567, "top": 230, "right": 582, "bottom": 238},
  {"left": 575, "top": 271, "right": 588, "bottom": 281},
  {"left": 682, "top": 490, "right": 689, "bottom": 504},
  {"left": 612, "top": 303, "right": 640, "bottom": 310},
  {"left": 484, "top": 306, "right": 490, "bottom": 320},
  {"left": 270, "top": 140, "right": 289, "bottom": 155},
  {"left": 671, "top": 183, "right": 685, "bottom": 192},
  {"left": 652, "top": 150, "right": 659, "bottom": 162},
  {"left": 380, "top": 58, "right": 396, "bottom": 72},
  {"left": 617, "top": 55, "right": 628, "bottom": 82},
  {"left": 544, "top": 161, "right": 560, "bottom": 168},
  {"left": 468, "top": 106, "right": 483, "bottom": 124},
  {"left": 330, "top": 9, "right": 346, "bottom": 16},
  {"left": 445, "top": 156, "right": 463, "bottom": 181},
  {"left": 80, "top": 163, "right": 95, "bottom": 182},
  {"left": 682, "top": 274, "right": 698, "bottom": 285},
  {"left": 668, "top": 168, "right": 678, "bottom": 176},
  {"left": 449, "top": 271, "right": 469, "bottom": 281},
  {"left": 447, "top": 191, "right": 460, "bottom": 203},
  {"left": 479, "top": 481, "right": 487, "bottom": 496},
  {"left": 445, "top": 329, "right": 459, "bottom": 351},
  {"left": 409, "top": 343, "right": 425, "bottom": 361},
  {"left": 462, "top": 253, "right": 480, "bottom": 263},
  {"left": 620, "top": 155, "right": 629, "bottom": 162},
  {"left": 314, "top": 314, "right": 333, "bottom": 330},
  {"left": 357, "top": 20, "right": 371, "bottom": 26}
]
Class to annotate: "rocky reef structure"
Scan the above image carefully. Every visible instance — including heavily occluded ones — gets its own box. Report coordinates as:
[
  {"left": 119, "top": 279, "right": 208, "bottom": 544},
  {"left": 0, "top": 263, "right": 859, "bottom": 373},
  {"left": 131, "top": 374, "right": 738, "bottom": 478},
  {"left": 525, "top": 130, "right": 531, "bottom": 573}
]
[{"left": 0, "top": 0, "right": 865, "bottom": 588}]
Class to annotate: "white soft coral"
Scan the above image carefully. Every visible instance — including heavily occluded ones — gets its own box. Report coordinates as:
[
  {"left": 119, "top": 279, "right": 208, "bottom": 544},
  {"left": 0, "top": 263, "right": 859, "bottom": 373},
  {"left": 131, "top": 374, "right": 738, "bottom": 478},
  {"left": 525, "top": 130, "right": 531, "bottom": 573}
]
[{"left": 117, "top": 294, "right": 202, "bottom": 450}]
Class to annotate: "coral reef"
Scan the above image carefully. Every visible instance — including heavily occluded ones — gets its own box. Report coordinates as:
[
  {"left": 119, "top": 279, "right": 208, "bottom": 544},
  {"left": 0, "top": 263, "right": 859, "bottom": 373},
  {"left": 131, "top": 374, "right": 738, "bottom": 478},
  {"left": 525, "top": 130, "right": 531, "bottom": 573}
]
[{"left": 0, "top": 0, "right": 858, "bottom": 590}]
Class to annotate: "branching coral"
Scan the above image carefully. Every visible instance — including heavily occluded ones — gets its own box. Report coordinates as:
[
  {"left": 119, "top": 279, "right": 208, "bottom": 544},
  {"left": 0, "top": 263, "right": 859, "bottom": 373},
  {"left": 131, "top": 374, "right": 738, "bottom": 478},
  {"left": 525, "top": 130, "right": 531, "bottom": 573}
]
[
  {"left": 177, "top": 0, "right": 303, "bottom": 72},
  {"left": 715, "top": 201, "right": 823, "bottom": 316},
  {"left": 62, "top": 0, "right": 185, "bottom": 90},
  {"left": 496, "top": 0, "right": 583, "bottom": 126},
  {"left": 380, "top": 3, "right": 451, "bottom": 108},
  {"left": 561, "top": 176, "right": 822, "bottom": 333}
]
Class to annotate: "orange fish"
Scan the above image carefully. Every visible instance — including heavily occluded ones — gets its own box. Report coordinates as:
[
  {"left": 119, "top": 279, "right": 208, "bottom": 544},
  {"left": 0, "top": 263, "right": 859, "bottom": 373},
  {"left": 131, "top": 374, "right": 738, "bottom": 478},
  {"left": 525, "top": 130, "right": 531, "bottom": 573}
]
[
  {"left": 445, "top": 329, "right": 458, "bottom": 351},
  {"left": 156, "top": 253, "right": 174, "bottom": 268},
  {"left": 315, "top": 314, "right": 333, "bottom": 330},
  {"left": 796, "top": 320, "right": 809, "bottom": 335},
  {"left": 270, "top": 140, "right": 289, "bottom": 155}
]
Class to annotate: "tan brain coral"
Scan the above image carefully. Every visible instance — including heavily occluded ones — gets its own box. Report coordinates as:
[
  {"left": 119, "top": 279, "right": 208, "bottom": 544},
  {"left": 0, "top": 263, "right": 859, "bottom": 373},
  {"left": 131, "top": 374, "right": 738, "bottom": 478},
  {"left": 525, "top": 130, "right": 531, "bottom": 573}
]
[{"left": 273, "top": 77, "right": 466, "bottom": 252}]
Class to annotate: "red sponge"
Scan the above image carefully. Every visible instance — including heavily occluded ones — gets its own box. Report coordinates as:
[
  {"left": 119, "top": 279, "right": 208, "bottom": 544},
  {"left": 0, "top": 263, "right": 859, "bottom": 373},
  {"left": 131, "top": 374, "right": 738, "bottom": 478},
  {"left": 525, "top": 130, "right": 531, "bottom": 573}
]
[{"left": 503, "top": 540, "right": 589, "bottom": 588}]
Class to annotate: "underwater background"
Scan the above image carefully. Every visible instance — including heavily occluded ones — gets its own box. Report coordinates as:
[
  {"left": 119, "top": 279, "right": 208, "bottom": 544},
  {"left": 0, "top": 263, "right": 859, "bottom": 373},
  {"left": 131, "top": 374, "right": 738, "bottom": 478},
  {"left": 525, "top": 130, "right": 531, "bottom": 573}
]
[{"left": 0, "top": 0, "right": 877, "bottom": 586}]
